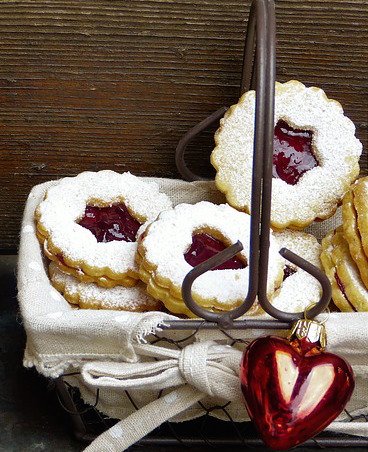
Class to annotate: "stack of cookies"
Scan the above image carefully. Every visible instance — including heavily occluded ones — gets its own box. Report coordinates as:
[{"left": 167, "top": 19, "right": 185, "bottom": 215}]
[
  {"left": 34, "top": 80, "right": 364, "bottom": 317},
  {"left": 136, "top": 202, "right": 322, "bottom": 317},
  {"left": 35, "top": 170, "right": 172, "bottom": 312},
  {"left": 210, "top": 79, "right": 364, "bottom": 313},
  {"left": 321, "top": 177, "right": 368, "bottom": 312},
  {"left": 35, "top": 169, "right": 323, "bottom": 318}
]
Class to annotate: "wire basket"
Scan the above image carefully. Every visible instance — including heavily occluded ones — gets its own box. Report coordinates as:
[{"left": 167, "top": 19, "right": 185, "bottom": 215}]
[{"left": 55, "top": 0, "right": 368, "bottom": 448}]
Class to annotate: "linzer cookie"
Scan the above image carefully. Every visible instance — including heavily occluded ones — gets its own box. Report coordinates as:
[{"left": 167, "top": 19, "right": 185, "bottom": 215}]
[
  {"left": 136, "top": 201, "right": 284, "bottom": 317},
  {"left": 272, "top": 230, "right": 321, "bottom": 313},
  {"left": 211, "top": 80, "right": 362, "bottom": 229},
  {"left": 342, "top": 183, "right": 368, "bottom": 289},
  {"left": 321, "top": 227, "right": 368, "bottom": 312},
  {"left": 36, "top": 171, "right": 172, "bottom": 288},
  {"left": 352, "top": 176, "right": 368, "bottom": 259},
  {"left": 321, "top": 229, "right": 353, "bottom": 312},
  {"left": 49, "top": 262, "right": 160, "bottom": 311}
]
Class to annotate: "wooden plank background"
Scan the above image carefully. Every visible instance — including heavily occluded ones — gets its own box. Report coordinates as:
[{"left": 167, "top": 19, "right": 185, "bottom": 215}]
[{"left": 0, "top": 0, "right": 367, "bottom": 251}]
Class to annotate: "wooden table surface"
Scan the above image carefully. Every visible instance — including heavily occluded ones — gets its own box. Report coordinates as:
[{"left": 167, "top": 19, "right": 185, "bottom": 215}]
[{"left": 0, "top": 0, "right": 367, "bottom": 252}]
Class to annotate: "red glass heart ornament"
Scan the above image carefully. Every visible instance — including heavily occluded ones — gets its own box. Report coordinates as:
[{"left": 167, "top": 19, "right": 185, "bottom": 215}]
[{"left": 240, "top": 327, "right": 354, "bottom": 450}]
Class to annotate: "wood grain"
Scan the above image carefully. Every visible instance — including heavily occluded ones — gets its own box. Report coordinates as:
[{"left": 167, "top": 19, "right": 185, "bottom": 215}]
[{"left": 0, "top": 0, "right": 367, "bottom": 251}]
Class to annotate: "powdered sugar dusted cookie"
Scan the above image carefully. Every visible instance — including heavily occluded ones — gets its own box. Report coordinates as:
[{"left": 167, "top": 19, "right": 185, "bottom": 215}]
[
  {"left": 36, "top": 171, "right": 172, "bottom": 287},
  {"left": 342, "top": 185, "right": 368, "bottom": 289},
  {"left": 49, "top": 262, "right": 160, "bottom": 311},
  {"left": 272, "top": 230, "right": 321, "bottom": 313},
  {"left": 321, "top": 227, "right": 368, "bottom": 312},
  {"left": 137, "top": 201, "right": 284, "bottom": 317},
  {"left": 211, "top": 80, "right": 362, "bottom": 230},
  {"left": 352, "top": 176, "right": 368, "bottom": 259}
]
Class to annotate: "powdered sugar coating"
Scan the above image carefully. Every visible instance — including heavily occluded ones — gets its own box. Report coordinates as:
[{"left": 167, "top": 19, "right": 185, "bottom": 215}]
[
  {"left": 49, "top": 262, "right": 160, "bottom": 311},
  {"left": 272, "top": 230, "right": 322, "bottom": 313},
  {"left": 212, "top": 80, "right": 362, "bottom": 229},
  {"left": 36, "top": 171, "right": 172, "bottom": 279},
  {"left": 139, "top": 201, "right": 284, "bottom": 309}
]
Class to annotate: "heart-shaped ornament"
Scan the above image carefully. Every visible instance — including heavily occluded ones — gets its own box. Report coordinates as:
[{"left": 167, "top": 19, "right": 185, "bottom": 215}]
[{"left": 240, "top": 320, "right": 354, "bottom": 450}]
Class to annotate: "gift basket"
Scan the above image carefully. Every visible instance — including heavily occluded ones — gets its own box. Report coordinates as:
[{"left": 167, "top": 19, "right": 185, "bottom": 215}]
[{"left": 17, "top": 0, "right": 368, "bottom": 449}]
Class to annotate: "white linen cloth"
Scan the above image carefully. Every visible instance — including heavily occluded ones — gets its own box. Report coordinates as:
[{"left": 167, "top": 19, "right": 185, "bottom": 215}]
[{"left": 17, "top": 178, "right": 368, "bottom": 452}]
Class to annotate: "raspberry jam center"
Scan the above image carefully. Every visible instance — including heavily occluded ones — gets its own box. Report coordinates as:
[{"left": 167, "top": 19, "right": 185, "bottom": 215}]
[
  {"left": 78, "top": 203, "right": 141, "bottom": 243},
  {"left": 273, "top": 120, "right": 317, "bottom": 185},
  {"left": 283, "top": 265, "right": 297, "bottom": 280},
  {"left": 334, "top": 272, "right": 357, "bottom": 312},
  {"left": 184, "top": 233, "right": 246, "bottom": 270}
]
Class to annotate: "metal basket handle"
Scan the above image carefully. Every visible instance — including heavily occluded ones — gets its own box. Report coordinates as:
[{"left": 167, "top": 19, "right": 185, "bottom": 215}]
[{"left": 165, "top": 0, "right": 331, "bottom": 330}]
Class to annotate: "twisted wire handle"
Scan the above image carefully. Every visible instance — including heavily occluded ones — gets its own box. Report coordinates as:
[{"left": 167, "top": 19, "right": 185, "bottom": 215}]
[{"left": 174, "top": 0, "right": 331, "bottom": 328}]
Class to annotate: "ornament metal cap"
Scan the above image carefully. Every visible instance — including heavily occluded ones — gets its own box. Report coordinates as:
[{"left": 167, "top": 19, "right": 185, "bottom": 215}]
[{"left": 289, "top": 319, "right": 327, "bottom": 350}]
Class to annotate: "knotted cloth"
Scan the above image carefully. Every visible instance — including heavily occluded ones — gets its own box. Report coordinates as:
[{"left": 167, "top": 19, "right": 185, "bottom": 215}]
[
  {"left": 82, "top": 341, "right": 242, "bottom": 400},
  {"left": 82, "top": 341, "right": 243, "bottom": 451},
  {"left": 17, "top": 178, "right": 368, "bottom": 452}
]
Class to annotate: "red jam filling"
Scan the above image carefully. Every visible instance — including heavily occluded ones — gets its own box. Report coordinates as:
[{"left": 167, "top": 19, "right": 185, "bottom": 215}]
[
  {"left": 78, "top": 203, "right": 141, "bottom": 243},
  {"left": 334, "top": 272, "right": 357, "bottom": 312},
  {"left": 283, "top": 265, "right": 296, "bottom": 280},
  {"left": 184, "top": 233, "right": 246, "bottom": 270},
  {"left": 56, "top": 254, "right": 67, "bottom": 266},
  {"left": 273, "top": 120, "right": 317, "bottom": 185}
]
